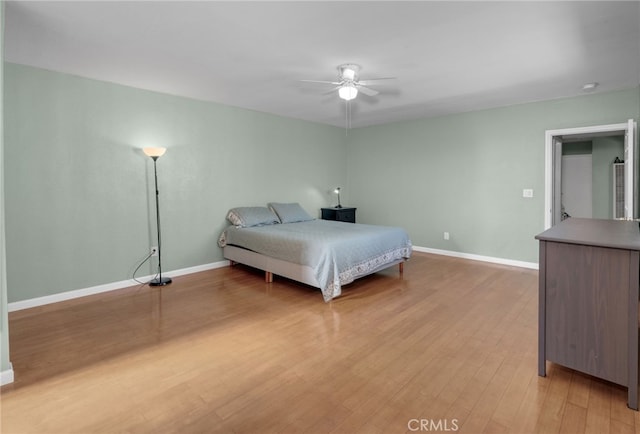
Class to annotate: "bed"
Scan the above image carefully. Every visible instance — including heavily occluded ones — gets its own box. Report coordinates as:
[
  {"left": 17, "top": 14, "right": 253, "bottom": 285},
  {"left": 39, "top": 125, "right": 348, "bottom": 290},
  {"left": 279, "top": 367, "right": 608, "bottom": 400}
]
[{"left": 218, "top": 203, "right": 412, "bottom": 301}]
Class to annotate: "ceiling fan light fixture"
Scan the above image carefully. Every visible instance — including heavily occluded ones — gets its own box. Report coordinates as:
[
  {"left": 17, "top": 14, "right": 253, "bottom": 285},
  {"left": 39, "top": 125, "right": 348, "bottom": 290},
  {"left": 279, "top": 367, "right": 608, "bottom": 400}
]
[{"left": 339, "top": 84, "right": 358, "bottom": 101}]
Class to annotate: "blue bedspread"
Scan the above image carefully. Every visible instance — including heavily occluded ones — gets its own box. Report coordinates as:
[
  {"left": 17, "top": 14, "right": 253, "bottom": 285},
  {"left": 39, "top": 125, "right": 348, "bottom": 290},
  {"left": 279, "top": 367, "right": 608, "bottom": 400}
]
[{"left": 219, "top": 220, "right": 412, "bottom": 301}]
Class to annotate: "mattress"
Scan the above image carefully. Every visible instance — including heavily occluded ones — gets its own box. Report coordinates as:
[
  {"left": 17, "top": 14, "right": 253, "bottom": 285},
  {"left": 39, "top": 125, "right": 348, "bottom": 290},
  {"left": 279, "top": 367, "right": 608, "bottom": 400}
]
[{"left": 219, "top": 219, "right": 412, "bottom": 301}]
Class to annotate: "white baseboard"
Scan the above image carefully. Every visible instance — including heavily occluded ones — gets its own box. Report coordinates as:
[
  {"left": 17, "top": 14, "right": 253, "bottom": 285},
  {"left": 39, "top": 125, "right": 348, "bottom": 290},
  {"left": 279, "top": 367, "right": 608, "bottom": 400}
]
[
  {"left": 1, "top": 364, "right": 14, "bottom": 385},
  {"left": 7, "top": 249, "right": 536, "bottom": 313},
  {"left": 412, "top": 246, "right": 538, "bottom": 270},
  {"left": 8, "top": 260, "right": 230, "bottom": 312}
]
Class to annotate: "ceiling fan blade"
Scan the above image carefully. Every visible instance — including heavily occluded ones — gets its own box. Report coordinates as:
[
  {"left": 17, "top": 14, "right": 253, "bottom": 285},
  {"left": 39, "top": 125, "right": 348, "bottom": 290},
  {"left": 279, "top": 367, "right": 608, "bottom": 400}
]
[
  {"left": 300, "top": 79, "right": 342, "bottom": 85},
  {"left": 357, "top": 77, "right": 396, "bottom": 86},
  {"left": 357, "top": 85, "right": 379, "bottom": 97},
  {"left": 322, "top": 87, "right": 341, "bottom": 95}
]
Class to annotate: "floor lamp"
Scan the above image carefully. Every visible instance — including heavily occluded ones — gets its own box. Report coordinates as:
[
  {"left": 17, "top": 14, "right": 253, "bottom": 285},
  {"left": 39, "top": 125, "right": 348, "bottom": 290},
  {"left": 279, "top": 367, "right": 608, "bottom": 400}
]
[{"left": 143, "top": 147, "right": 172, "bottom": 286}]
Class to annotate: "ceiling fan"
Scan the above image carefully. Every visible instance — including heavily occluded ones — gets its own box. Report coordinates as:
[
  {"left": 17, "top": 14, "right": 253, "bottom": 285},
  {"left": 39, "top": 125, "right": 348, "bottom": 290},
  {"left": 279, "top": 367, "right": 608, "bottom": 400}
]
[{"left": 302, "top": 64, "right": 395, "bottom": 101}]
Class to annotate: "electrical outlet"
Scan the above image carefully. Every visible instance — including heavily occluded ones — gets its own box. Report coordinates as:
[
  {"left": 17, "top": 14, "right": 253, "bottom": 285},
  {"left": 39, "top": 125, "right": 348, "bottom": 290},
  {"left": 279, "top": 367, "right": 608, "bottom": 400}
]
[
  {"left": 444, "top": 232, "right": 450, "bottom": 240},
  {"left": 523, "top": 189, "right": 534, "bottom": 198},
  {"left": 150, "top": 246, "right": 159, "bottom": 257}
]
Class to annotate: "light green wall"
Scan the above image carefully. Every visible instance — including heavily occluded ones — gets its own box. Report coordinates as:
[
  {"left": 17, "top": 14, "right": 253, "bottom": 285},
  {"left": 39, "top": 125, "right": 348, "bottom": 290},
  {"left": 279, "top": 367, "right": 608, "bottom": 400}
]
[
  {"left": 1, "top": 0, "right": 12, "bottom": 375},
  {"left": 592, "top": 136, "right": 624, "bottom": 219},
  {"left": 4, "top": 61, "right": 640, "bottom": 304},
  {"left": 4, "top": 63, "right": 346, "bottom": 303},
  {"left": 346, "top": 89, "right": 640, "bottom": 263}
]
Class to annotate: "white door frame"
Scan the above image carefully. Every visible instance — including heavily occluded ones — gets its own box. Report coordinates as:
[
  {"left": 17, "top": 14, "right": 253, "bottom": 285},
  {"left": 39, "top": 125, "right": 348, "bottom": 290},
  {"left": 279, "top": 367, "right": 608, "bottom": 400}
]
[{"left": 544, "top": 121, "right": 634, "bottom": 229}]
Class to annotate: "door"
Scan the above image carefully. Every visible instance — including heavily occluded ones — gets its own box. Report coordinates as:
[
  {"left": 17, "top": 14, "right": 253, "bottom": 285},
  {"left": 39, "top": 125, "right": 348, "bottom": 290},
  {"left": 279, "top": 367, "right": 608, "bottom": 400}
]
[
  {"left": 561, "top": 154, "right": 593, "bottom": 218},
  {"left": 625, "top": 119, "right": 637, "bottom": 219},
  {"left": 552, "top": 137, "right": 563, "bottom": 225}
]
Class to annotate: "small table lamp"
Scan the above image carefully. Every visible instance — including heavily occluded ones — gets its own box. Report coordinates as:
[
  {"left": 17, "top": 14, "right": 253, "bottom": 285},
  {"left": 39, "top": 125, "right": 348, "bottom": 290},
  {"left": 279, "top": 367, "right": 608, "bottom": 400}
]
[{"left": 334, "top": 187, "right": 342, "bottom": 208}]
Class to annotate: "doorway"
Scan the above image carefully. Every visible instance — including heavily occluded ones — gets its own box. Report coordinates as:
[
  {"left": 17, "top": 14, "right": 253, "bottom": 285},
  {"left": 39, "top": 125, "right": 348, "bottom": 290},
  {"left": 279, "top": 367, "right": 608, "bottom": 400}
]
[{"left": 544, "top": 120, "right": 637, "bottom": 228}]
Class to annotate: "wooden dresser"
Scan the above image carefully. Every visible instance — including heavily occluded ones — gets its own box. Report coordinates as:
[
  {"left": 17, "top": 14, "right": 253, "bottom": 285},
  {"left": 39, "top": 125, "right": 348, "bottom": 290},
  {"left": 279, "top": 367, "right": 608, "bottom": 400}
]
[{"left": 536, "top": 218, "right": 640, "bottom": 409}]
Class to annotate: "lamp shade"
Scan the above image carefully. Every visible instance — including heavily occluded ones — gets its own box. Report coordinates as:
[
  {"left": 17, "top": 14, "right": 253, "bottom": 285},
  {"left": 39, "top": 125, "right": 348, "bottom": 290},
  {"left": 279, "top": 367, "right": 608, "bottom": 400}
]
[
  {"left": 338, "top": 85, "right": 358, "bottom": 101},
  {"left": 143, "top": 147, "right": 167, "bottom": 158}
]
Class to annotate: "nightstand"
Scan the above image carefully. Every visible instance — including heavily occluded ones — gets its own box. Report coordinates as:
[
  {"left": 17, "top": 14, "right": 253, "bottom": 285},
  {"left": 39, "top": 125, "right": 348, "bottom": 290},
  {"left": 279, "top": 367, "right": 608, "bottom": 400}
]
[{"left": 321, "top": 207, "right": 357, "bottom": 223}]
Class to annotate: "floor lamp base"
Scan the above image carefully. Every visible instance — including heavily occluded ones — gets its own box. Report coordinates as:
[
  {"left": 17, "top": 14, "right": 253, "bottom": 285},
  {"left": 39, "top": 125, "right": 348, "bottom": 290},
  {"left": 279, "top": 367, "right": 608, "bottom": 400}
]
[{"left": 149, "top": 277, "right": 172, "bottom": 286}]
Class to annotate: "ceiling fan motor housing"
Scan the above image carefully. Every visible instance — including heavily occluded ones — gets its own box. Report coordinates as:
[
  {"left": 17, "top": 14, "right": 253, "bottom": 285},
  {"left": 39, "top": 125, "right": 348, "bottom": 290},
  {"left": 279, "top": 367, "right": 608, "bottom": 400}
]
[{"left": 338, "top": 64, "right": 360, "bottom": 82}]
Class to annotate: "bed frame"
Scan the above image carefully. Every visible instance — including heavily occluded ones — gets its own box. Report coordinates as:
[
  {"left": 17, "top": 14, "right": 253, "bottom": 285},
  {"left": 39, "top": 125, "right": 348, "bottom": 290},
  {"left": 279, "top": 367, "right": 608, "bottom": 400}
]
[{"left": 224, "top": 245, "right": 405, "bottom": 287}]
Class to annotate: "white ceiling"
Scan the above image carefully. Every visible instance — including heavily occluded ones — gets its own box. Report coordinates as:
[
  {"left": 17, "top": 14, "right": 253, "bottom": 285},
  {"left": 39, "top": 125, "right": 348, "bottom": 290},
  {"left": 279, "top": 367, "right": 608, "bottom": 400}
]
[{"left": 5, "top": 1, "right": 640, "bottom": 128}]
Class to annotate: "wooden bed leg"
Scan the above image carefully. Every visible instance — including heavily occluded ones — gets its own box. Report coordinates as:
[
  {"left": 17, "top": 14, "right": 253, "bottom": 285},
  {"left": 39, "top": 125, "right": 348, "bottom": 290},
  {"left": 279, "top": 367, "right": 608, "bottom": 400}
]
[
  {"left": 229, "top": 260, "right": 236, "bottom": 266},
  {"left": 265, "top": 271, "right": 273, "bottom": 283},
  {"left": 399, "top": 262, "right": 404, "bottom": 274}
]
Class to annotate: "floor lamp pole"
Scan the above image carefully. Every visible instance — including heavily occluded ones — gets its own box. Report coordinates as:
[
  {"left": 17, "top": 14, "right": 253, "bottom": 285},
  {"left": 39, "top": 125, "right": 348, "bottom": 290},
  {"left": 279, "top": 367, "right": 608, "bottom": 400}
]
[{"left": 147, "top": 152, "right": 171, "bottom": 286}]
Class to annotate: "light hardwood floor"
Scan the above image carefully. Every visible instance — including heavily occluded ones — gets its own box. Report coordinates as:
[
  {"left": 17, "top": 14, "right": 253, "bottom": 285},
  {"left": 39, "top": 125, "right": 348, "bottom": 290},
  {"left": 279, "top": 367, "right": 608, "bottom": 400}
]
[{"left": 1, "top": 252, "right": 638, "bottom": 433}]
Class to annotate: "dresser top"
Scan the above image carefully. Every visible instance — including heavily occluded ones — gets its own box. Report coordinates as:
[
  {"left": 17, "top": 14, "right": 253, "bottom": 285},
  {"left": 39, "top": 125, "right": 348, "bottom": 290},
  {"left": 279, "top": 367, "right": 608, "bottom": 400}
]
[{"left": 535, "top": 218, "right": 640, "bottom": 251}]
